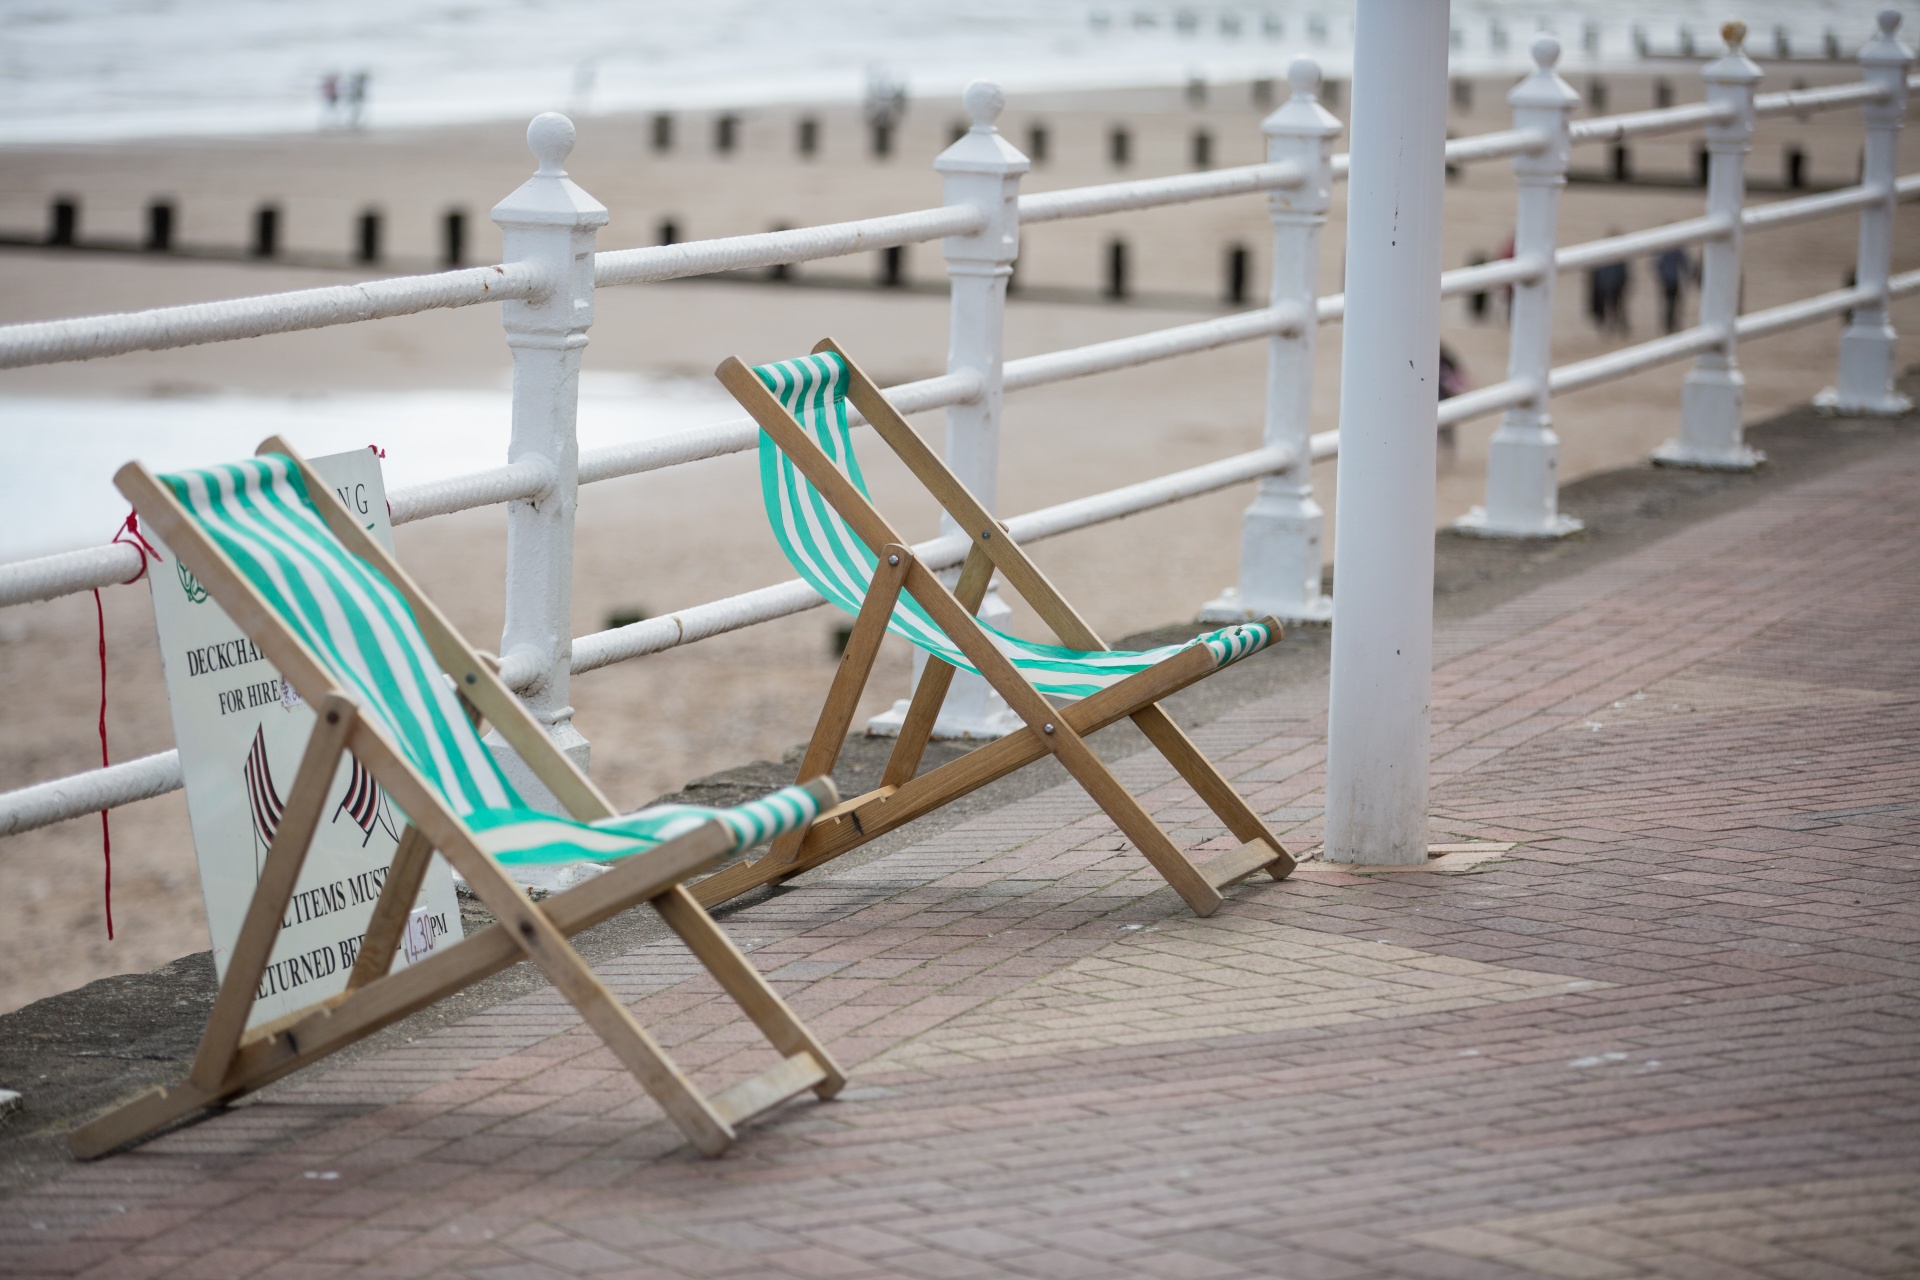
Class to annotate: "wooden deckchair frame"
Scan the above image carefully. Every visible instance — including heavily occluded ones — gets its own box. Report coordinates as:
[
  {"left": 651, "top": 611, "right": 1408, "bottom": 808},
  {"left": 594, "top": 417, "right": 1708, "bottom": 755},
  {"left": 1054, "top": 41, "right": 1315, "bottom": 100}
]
[
  {"left": 703, "top": 339, "right": 1294, "bottom": 918},
  {"left": 74, "top": 438, "right": 844, "bottom": 1161}
]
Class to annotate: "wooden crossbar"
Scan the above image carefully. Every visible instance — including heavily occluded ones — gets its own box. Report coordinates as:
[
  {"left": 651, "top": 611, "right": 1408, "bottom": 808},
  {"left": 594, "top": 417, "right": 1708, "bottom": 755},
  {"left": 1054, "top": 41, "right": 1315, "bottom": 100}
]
[
  {"left": 707, "top": 342, "right": 1294, "bottom": 918},
  {"left": 73, "top": 442, "right": 846, "bottom": 1162}
]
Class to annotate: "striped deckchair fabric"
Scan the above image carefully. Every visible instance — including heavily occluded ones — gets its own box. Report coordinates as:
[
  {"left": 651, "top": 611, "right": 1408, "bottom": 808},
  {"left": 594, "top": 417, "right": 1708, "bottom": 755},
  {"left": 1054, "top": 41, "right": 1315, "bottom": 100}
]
[
  {"left": 705, "top": 338, "right": 1296, "bottom": 921},
  {"left": 753, "top": 352, "right": 1277, "bottom": 698},
  {"left": 82, "top": 440, "right": 846, "bottom": 1164},
  {"left": 162, "top": 455, "right": 824, "bottom": 865}
]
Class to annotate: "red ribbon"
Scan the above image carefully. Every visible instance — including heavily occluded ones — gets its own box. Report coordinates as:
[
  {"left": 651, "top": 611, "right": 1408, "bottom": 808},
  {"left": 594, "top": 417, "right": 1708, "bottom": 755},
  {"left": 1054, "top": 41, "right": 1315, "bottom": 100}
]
[{"left": 92, "top": 511, "right": 161, "bottom": 941}]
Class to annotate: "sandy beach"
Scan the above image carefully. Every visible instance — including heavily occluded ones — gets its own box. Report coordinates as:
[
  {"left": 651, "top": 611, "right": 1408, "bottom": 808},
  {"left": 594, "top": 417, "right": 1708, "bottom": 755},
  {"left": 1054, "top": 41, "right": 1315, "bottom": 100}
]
[{"left": 2, "top": 68, "right": 1917, "bottom": 1013}]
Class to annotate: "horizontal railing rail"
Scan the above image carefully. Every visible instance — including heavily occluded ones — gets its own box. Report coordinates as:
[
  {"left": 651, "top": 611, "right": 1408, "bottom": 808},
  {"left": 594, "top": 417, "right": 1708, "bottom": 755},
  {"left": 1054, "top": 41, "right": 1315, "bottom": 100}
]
[
  {"left": 0, "top": 263, "right": 543, "bottom": 370},
  {"left": 1754, "top": 79, "right": 1894, "bottom": 117},
  {"left": 0, "top": 750, "right": 181, "bottom": 840},
  {"left": 1569, "top": 101, "right": 1735, "bottom": 145},
  {"left": 1018, "top": 162, "right": 1304, "bottom": 222},
  {"left": 593, "top": 204, "right": 986, "bottom": 286}
]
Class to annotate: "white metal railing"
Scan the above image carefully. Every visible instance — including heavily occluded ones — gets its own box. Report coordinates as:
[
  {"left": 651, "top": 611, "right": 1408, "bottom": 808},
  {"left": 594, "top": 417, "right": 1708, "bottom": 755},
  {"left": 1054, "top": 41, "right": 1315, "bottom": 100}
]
[
  {"left": 0, "top": 264, "right": 542, "bottom": 370},
  {"left": 1, "top": 17, "right": 1914, "bottom": 838}
]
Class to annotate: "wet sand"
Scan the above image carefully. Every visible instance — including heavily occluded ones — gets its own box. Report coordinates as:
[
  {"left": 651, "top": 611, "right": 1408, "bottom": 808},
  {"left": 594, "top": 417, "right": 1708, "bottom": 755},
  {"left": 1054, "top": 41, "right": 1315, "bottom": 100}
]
[{"left": 2, "top": 70, "right": 1917, "bottom": 1011}]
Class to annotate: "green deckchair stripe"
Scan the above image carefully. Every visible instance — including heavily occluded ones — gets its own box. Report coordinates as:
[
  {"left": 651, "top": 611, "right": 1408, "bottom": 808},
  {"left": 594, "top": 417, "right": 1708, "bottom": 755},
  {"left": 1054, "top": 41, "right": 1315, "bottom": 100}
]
[
  {"left": 750, "top": 351, "right": 1277, "bottom": 699},
  {"left": 160, "top": 453, "right": 823, "bottom": 865}
]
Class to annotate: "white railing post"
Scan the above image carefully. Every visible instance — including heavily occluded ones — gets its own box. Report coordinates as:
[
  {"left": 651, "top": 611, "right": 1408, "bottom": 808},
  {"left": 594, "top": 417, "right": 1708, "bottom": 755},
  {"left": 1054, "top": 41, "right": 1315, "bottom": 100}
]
[
  {"left": 1818, "top": 10, "right": 1914, "bottom": 416},
  {"left": 1456, "top": 37, "right": 1582, "bottom": 538},
  {"left": 1199, "top": 58, "right": 1340, "bottom": 624},
  {"left": 1323, "top": 0, "right": 1451, "bottom": 866},
  {"left": 1656, "top": 23, "right": 1763, "bottom": 469},
  {"left": 487, "top": 113, "right": 606, "bottom": 798},
  {"left": 869, "top": 82, "right": 1030, "bottom": 740}
]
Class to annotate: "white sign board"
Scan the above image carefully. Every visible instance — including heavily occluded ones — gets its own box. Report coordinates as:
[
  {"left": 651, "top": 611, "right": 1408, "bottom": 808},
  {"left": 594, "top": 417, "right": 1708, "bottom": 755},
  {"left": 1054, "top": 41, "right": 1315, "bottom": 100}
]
[{"left": 149, "top": 448, "right": 462, "bottom": 1027}]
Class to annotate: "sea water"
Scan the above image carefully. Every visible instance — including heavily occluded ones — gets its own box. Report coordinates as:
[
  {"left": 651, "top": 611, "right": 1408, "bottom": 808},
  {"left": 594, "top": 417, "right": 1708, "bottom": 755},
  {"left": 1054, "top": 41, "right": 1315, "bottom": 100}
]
[
  {"left": 0, "top": 0, "right": 1896, "bottom": 145},
  {"left": 0, "top": 373, "right": 739, "bottom": 559}
]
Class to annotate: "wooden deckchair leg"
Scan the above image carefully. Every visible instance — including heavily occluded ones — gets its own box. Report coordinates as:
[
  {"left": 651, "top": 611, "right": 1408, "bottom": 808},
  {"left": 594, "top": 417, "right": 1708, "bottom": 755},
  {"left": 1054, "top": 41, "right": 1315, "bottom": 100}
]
[
  {"left": 653, "top": 886, "right": 846, "bottom": 1099},
  {"left": 899, "top": 561, "right": 1225, "bottom": 916},
  {"left": 187, "top": 696, "right": 358, "bottom": 1093},
  {"left": 345, "top": 823, "right": 438, "bottom": 990},
  {"left": 463, "top": 857, "right": 734, "bottom": 1153},
  {"left": 690, "top": 551, "right": 909, "bottom": 910},
  {"left": 413, "top": 823, "right": 736, "bottom": 1154},
  {"left": 1129, "top": 706, "right": 1295, "bottom": 882},
  {"left": 771, "top": 546, "right": 910, "bottom": 859},
  {"left": 880, "top": 545, "right": 996, "bottom": 789}
]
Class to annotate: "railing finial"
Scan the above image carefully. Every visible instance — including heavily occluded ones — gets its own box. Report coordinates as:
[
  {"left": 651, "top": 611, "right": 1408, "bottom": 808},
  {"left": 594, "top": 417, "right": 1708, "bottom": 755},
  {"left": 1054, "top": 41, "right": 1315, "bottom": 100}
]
[
  {"left": 1286, "top": 57, "right": 1323, "bottom": 99},
  {"left": 527, "top": 112, "right": 576, "bottom": 177},
  {"left": 1531, "top": 34, "right": 1561, "bottom": 71},
  {"left": 1880, "top": 9, "right": 1902, "bottom": 38},
  {"left": 1721, "top": 20, "right": 1748, "bottom": 52},
  {"left": 962, "top": 81, "right": 1005, "bottom": 131}
]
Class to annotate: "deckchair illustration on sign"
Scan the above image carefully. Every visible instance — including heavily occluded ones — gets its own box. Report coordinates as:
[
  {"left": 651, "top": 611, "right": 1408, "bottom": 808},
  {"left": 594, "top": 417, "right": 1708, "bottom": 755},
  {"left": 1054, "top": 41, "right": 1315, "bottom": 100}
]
[
  {"left": 75, "top": 438, "right": 846, "bottom": 1161},
  {"left": 705, "top": 340, "right": 1294, "bottom": 918}
]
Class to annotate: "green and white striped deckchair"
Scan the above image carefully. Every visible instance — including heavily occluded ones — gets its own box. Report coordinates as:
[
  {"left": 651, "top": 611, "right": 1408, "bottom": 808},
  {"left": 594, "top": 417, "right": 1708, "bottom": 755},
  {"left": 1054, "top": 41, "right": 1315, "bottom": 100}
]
[
  {"left": 81, "top": 440, "right": 845, "bottom": 1164},
  {"left": 706, "top": 339, "right": 1295, "bottom": 919}
]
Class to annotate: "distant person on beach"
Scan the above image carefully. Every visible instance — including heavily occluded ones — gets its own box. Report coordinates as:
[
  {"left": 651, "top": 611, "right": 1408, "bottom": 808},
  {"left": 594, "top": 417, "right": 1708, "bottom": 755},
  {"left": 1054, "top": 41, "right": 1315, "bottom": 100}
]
[
  {"left": 1589, "top": 233, "right": 1630, "bottom": 337},
  {"left": 347, "top": 71, "right": 370, "bottom": 129},
  {"left": 1655, "top": 247, "right": 1695, "bottom": 334},
  {"left": 320, "top": 73, "right": 340, "bottom": 127}
]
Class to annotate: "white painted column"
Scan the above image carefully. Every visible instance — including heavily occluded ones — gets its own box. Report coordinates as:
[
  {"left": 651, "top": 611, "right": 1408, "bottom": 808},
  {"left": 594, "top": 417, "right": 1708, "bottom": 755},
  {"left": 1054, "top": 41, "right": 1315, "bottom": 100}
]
[
  {"left": 1323, "top": 0, "right": 1451, "bottom": 867},
  {"left": 869, "top": 82, "right": 1030, "bottom": 740},
  {"left": 1455, "top": 38, "right": 1582, "bottom": 538},
  {"left": 488, "top": 113, "right": 606, "bottom": 802},
  {"left": 1655, "top": 24, "right": 1763, "bottom": 470},
  {"left": 1199, "top": 58, "right": 1340, "bottom": 625},
  {"left": 1818, "top": 10, "right": 1914, "bottom": 416}
]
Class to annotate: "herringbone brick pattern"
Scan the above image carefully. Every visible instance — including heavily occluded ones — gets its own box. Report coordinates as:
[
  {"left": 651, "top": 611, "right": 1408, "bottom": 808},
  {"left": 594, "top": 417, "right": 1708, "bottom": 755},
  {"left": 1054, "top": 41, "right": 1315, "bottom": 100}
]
[{"left": 4, "top": 441, "right": 1919, "bottom": 1279}]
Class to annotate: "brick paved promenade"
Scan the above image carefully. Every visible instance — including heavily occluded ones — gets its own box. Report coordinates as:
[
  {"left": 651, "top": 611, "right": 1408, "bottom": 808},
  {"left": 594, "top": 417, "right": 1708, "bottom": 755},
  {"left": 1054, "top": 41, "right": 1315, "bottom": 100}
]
[{"left": 6, "top": 440, "right": 1920, "bottom": 1279}]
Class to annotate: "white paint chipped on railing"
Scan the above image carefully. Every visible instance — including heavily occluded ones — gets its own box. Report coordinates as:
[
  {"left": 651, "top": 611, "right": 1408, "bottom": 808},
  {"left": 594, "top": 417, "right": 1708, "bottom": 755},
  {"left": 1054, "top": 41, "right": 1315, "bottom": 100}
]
[
  {"left": 0, "top": 751, "right": 180, "bottom": 839},
  {"left": 1753, "top": 79, "right": 1894, "bottom": 117},
  {"left": 1555, "top": 215, "right": 1734, "bottom": 272},
  {"left": 1741, "top": 184, "right": 1883, "bottom": 232},
  {"left": 387, "top": 454, "right": 556, "bottom": 527},
  {"left": 1438, "top": 255, "right": 1548, "bottom": 297},
  {"left": 1549, "top": 326, "right": 1727, "bottom": 396},
  {"left": 1442, "top": 128, "right": 1551, "bottom": 165},
  {"left": 1002, "top": 304, "right": 1307, "bottom": 391},
  {"left": 1437, "top": 378, "right": 1536, "bottom": 427},
  {"left": 1569, "top": 101, "right": 1736, "bottom": 145},
  {"left": 1732, "top": 284, "right": 1880, "bottom": 340},
  {"left": 1327, "top": 129, "right": 1547, "bottom": 185},
  {"left": 562, "top": 443, "right": 1298, "bottom": 679},
  {"left": 0, "top": 264, "right": 543, "bottom": 370},
  {"left": 0, "top": 542, "right": 147, "bottom": 609},
  {"left": 1017, "top": 162, "right": 1304, "bottom": 223},
  {"left": 593, "top": 205, "right": 987, "bottom": 287}
]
